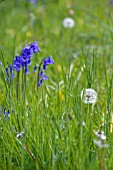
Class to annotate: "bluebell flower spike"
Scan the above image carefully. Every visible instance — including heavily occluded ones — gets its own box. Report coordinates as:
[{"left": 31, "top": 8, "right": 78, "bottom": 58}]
[
  {"left": 37, "top": 56, "right": 54, "bottom": 87},
  {"left": 12, "top": 42, "right": 40, "bottom": 76}
]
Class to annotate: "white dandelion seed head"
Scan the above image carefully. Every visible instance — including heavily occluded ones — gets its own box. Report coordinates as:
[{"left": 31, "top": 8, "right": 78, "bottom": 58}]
[
  {"left": 94, "top": 130, "right": 106, "bottom": 140},
  {"left": 93, "top": 139, "right": 109, "bottom": 148},
  {"left": 62, "top": 17, "right": 75, "bottom": 28},
  {"left": 100, "top": 134, "right": 106, "bottom": 140},
  {"left": 81, "top": 88, "right": 97, "bottom": 104}
]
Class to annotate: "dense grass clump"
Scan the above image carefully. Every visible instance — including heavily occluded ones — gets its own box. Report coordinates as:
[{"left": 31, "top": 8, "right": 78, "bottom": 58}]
[{"left": 0, "top": 0, "right": 113, "bottom": 169}]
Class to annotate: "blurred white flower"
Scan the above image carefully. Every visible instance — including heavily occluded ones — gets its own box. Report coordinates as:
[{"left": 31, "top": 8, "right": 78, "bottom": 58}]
[
  {"left": 93, "top": 139, "right": 109, "bottom": 148},
  {"left": 94, "top": 130, "right": 106, "bottom": 140},
  {"left": 82, "top": 121, "right": 86, "bottom": 127},
  {"left": 0, "top": 61, "right": 2, "bottom": 66},
  {"left": 16, "top": 131, "right": 24, "bottom": 138},
  {"left": 62, "top": 17, "right": 75, "bottom": 28},
  {"left": 81, "top": 88, "right": 97, "bottom": 104},
  {"left": 93, "top": 130, "right": 108, "bottom": 148}
]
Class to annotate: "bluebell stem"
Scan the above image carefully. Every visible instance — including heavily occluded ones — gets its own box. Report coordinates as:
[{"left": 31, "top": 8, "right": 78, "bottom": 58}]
[
  {"left": 5, "top": 65, "right": 14, "bottom": 82},
  {"left": 6, "top": 67, "right": 10, "bottom": 81},
  {"left": 10, "top": 64, "right": 15, "bottom": 78}
]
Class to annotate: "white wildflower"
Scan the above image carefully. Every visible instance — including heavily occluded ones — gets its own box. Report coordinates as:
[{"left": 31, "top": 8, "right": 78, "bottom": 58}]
[
  {"left": 93, "top": 130, "right": 108, "bottom": 148},
  {"left": 82, "top": 121, "right": 86, "bottom": 127},
  {"left": 81, "top": 88, "right": 97, "bottom": 104},
  {"left": 62, "top": 17, "right": 75, "bottom": 28},
  {"left": 93, "top": 139, "right": 109, "bottom": 148},
  {"left": 16, "top": 131, "right": 24, "bottom": 138},
  {"left": 94, "top": 130, "right": 106, "bottom": 140}
]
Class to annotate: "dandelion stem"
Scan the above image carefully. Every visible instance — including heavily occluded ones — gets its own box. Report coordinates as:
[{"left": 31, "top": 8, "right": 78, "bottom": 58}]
[
  {"left": 24, "top": 144, "right": 38, "bottom": 170},
  {"left": 22, "top": 69, "right": 26, "bottom": 102},
  {"left": 98, "top": 141, "right": 105, "bottom": 170}
]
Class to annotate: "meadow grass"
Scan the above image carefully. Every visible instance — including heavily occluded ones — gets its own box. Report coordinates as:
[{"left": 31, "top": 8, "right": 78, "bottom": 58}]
[{"left": 0, "top": 0, "right": 113, "bottom": 169}]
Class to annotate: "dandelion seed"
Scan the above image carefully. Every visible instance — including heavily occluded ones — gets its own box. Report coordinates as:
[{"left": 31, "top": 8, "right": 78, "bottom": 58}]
[
  {"left": 81, "top": 88, "right": 97, "bottom": 104},
  {"left": 63, "top": 17, "right": 75, "bottom": 28}
]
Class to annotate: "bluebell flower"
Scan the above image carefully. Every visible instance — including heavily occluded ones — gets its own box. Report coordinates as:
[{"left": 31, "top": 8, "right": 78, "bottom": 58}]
[
  {"left": 21, "top": 45, "right": 32, "bottom": 59},
  {"left": 38, "top": 71, "right": 48, "bottom": 86},
  {"left": 14, "top": 55, "right": 22, "bottom": 72},
  {"left": 13, "top": 42, "right": 40, "bottom": 74},
  {"left": 37, "top": 56, "right": 54, "bottom": 87},
  {"left": 30, "top": 42, "right": 40, "bottom": 53},
  {"left": 43, "top": 56, "right": 54, "bottom": 70},
  {"left": 0, "top": 108, "right": 10, "bottom": 119},
  {"left": 38, "top": 78, "right": 43, "bottom": 86},
  {"left": 25, "top": 65, "right": 30, "bottom": 74},
  {"left": 40, "top": 71, "right": 48, "bottom": 80},
  {"left": 7, "top": 110, "right": 10, "bottom": 116},
  {"left": 33, "top": 64, "right": 39, "bottom": 72},
  {"left": 20, "top": 55, "right": 31, "bottom": 74},
  {"left": 4, "top": 109, "right": 10, "bottom": 118},
  {"left": 110, "top": 0, "right": 113, "bottom": 5},
  {"left": 29, "top": 0, "right": 36, "bottom": 4}
]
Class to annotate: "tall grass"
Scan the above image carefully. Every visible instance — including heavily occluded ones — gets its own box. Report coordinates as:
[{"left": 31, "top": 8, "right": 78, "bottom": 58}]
[{"left": 0, "top": 0, "right": 113, "bottom": 169}]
